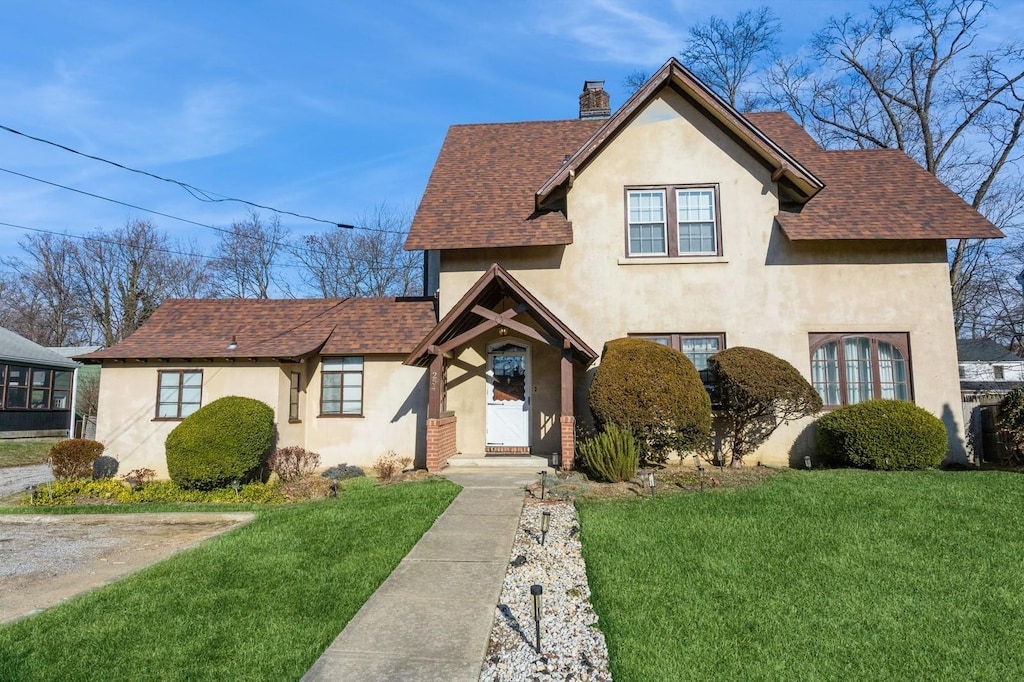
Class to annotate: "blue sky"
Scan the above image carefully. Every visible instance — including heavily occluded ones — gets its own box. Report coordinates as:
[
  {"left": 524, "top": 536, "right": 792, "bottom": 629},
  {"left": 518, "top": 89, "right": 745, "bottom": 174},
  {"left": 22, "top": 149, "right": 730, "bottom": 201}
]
[{"left": 2, "top": 0, "right": 1022, "bottom": 257}]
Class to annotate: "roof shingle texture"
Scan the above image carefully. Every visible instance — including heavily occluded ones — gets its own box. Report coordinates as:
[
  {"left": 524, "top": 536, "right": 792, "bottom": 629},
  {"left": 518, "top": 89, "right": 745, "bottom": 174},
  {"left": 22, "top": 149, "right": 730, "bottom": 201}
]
[
  {"left": 77, "top": 298, "right": 437, "bottom": 361},
  {"left": 406, "top": 108, "right": 1000, "bottom": 248},
  {"left": 957, "top": 338, "right": 1022, "bottom": 363},
  {"left": 1, "top": 327, "right": 79, "bottom": 368},
  {"left": 406, "top": 120, "right": 603, "bottom": 250}
]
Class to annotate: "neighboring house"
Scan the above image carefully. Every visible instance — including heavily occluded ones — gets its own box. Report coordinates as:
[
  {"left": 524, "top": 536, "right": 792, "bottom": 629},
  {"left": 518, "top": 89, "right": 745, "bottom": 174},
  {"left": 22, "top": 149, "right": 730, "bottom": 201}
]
[
  {"left": 956, "top": 338, "right": 1024, "bottom": 392},
  {"left": 48, "top": 345, "right": 101, "bottom": 438},
  {"left": 78, "top": 58, "right": 1001, "bottom": 475},
  {"left": 1, "top": 327, "right": 79, "bottom": 438}
]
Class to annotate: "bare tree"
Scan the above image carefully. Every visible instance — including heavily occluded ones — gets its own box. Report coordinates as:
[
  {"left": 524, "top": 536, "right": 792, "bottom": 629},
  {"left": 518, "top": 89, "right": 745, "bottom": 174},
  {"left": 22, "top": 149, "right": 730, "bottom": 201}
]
[
  {"left": 0, "top": 234, "right": 88, "bottom": 346},
  {"left": 764, "top": 0, "right": 1024, "bottom": 335},
  {"left": 295, "top": 203, "right": 422, "bottom": 298},
  {"left": 73, "top": 219, "right": 215, "bottom": 346},
  {"left": 212, "top": 210, "right": 289, "bottom": 298},
  {"left": 622, "top": 69, "right": 651, "bottom": 95},
  {"left": 680, "top": 6, "right": 780, "bottom": 110}
]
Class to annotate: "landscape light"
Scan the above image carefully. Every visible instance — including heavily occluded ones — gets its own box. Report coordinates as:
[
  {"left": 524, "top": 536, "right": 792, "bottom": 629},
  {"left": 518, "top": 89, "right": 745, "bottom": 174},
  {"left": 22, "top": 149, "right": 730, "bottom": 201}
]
[
  {"left": 698, "top": 464, "right": 706, "bottom": 492},
  {"left": 540, "top": 511, "right": 551, "bottom": 546},
  {"left": 538, "top": 471, "right": 547, "bottom": 500},
  {"left": 530, "top": 584, "right": 543, "bottom": 653},
  {"left": 804, "top": 455, "right": 812, "bottom": 470},
  {"left": 648, "top": 471, "right": 656, "bottom": 497}
]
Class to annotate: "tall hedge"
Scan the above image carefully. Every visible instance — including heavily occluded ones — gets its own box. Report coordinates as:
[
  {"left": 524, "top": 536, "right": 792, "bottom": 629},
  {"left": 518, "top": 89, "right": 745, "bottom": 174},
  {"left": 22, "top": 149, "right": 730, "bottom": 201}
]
[
  {"left": 997, "top": 387, "right": 1024, "bottom": 463},
  {"left": 817, "top": 399, "right": 947, "bottom": 470},
  {"left": 166, "top": 396, "right": 275, "bottom": 489},
  {"left": 709, "top": 346, "right": 822, "bottom": 467},
  {"left": 589, "top": 338, "right": 711, "bottom": 464}
]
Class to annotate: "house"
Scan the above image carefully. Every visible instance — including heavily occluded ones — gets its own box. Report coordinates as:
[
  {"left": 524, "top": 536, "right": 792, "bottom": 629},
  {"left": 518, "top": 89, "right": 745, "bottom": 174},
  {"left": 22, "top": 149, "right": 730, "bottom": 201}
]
[
  {"left": 957, "top": 338, "right": 1024, "bottom": 393},
  {"left": 78, "top": 58, "right": 1001, "bottom": 476},
  {"left": 48, "top": 345, "right": 101, "bottom": 438},
  {"left": 1, "top": 327, "right": 79, "bottom": 438}
]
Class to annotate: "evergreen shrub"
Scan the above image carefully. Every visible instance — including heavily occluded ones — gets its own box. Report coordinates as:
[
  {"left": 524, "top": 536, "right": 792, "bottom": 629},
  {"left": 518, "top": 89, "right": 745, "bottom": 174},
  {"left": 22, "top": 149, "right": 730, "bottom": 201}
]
[
  {"left": 165, "top": 396, "right": 274, "bottom": 489},
  {"left": 817, "top": 399, "right": 947, "bottom": 470},
  {"left": 997, "top": 387, "right": 1024, "bottom": 462},
  {"left": 579, "top": 422, "right": 640, "bottom": 482}
]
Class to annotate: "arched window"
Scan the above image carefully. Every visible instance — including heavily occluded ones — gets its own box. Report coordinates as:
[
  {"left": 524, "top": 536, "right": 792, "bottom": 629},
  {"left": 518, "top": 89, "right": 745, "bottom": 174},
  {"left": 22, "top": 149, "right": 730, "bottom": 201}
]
[{"left": 809, "top": 333, "right": 911, "bottom": 407}]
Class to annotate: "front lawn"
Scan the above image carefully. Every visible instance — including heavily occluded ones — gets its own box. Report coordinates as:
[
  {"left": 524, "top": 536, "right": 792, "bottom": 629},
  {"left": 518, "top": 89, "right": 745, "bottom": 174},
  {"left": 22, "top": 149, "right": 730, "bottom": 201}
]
[
  {"left": 0, "top": 477, "right": 459, "bottom": 681},
  {"left": 577, "top": 469, "right": 1024, "bottom": 680},
  {"left": 0, "top": 437, "right": 59, "bottom": 468}
]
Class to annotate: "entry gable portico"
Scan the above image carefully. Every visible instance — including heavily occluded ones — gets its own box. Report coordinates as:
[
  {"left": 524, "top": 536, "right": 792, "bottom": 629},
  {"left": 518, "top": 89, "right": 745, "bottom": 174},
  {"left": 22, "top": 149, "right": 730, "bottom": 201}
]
[{"left": 406, "top": 263, "right": 597, "bottom": 471}]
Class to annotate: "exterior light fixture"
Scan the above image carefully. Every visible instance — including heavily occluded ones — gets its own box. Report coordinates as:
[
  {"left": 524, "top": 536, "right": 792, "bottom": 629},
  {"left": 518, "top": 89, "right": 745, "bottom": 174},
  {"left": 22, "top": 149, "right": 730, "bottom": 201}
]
[
  {"left": 530, "top": 584, "right": 543, "bottom": 653},
  {"left": 227, "top": 335, "right": 238, "bottom": 350},
  {"left": 692, "top": 453, "right": 699, "bottom": 468},
  {"left": 540, "top": 511, "right": 551, "bottom": 545},
  {"left": 698, "top": 464, "right": 706, "bottom": 492},
  {"left": 498, "top": 326, "right": 509, "bottom": 336},
  {"left": 804, "top": 455, "right": 812, "bottom": 470},
  {"left": 538, "top": 471, "right": 547, "bottom": 500},
  {"left": 648, "top": 471, "right": 656, "bottom": 497}
]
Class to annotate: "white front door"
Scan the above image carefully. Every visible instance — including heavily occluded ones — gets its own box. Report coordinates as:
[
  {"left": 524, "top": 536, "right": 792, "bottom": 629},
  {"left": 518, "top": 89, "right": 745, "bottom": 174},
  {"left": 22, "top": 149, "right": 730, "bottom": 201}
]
[{"left": 486, "top": 341, "right": 530, "bottom": 447}]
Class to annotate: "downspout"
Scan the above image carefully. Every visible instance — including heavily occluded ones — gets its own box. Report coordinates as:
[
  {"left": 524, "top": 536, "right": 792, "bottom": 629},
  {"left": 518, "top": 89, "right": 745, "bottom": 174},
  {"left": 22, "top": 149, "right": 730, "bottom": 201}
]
[{"left": 68, "top": 365, "right": 79, "bottom": 438}]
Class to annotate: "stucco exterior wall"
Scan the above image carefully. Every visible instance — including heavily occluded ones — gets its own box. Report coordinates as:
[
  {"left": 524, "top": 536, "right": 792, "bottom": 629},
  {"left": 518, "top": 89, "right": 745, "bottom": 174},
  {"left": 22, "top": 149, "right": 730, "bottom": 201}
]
[
  {"left": 95, "top": 356, "right": 426, "bottom": 478},
  {"left": 438, "top": 89, "right": 967, "bottom": 464}
]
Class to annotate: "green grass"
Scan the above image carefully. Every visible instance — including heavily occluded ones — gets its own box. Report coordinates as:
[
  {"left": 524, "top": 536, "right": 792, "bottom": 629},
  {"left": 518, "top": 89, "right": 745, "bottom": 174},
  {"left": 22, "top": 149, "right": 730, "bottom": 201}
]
[
  {"left": 577, "top": 469, "right": 1024, "bottom": 681},
  {"left": 0, "top": 438, "right": 59, "bottom": 467},
  {"left": 0, "top": 477, "right": 460, "bottom": 681}
]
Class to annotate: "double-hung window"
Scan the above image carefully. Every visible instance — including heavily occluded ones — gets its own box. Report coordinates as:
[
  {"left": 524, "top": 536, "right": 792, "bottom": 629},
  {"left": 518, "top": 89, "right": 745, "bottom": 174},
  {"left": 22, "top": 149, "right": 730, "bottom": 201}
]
[
  {"left": 810, "top": 333, "right": 911, "bottom": 407},
  {"left": 626, "top": 185, "right": 721, "bottom": 257},
  {"left": 632, "top": 333, "right": 725, "bottom": 401},
  {"left": 289, "top": 371, "right": 301, "bottom": 422},
  {"left": 321, "top": 357, "right": 363, "bottom": 416},
  {"left": 157, "top": 370, "right": 203, "bottom": 419}
]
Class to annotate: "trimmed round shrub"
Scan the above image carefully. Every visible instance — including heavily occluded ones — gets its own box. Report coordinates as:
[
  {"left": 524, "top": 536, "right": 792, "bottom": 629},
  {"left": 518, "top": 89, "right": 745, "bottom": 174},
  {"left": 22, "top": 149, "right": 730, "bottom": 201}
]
[
  {"left": 589, "top": 338, "right": 711, "bottom": 464},
  {"left": 997, "top": 387, "right": 1024, "bottom": 462},
  {"left": 817, "top": 400, "right": 947, "bottom": 470},
  {"left": 49, "top": 438, "right": 105, "bottom": 480},
  {"left": 709, "top": 346, "right": 822, "bottom": 466},
  {"left": 166, "top": 396, "right": 275, "bottom": 490}
]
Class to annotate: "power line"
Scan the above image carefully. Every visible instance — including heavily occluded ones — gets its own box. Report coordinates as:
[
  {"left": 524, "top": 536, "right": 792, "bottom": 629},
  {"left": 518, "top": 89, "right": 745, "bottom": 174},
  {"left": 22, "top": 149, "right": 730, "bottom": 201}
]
[
  {"left": 0, "top": 166, "right": 416, "bottom": 271},
  {"left": 0, "top": 122, "right": 401, "bottom": 232}
]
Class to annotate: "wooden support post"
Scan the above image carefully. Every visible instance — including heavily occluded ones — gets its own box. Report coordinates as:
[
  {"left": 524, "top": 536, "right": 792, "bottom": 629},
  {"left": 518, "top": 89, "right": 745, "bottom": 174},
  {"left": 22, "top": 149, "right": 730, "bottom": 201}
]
[
  {"left": 428, "top": 354, "right": 443, "bottom": 420},
  {"left": 560, "top": 349, "right": 576, "bottom": 471},
  {"left": 560, "top": 349, "right": 573, "bottom": 418}
]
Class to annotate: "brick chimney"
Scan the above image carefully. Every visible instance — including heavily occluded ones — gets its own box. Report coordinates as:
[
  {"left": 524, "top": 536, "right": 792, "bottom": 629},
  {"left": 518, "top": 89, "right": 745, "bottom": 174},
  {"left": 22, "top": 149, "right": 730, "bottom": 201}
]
[{"left": 579, "top": 80, "right": 610, "bottom": 120}]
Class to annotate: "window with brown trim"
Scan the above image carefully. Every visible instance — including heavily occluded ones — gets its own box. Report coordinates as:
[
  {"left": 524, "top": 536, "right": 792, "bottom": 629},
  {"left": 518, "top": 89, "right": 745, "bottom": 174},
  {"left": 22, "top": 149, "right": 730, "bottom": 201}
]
[
  {"left": 809, "top": 333, "right": 911, "bottom": 407},
  {"left": 631, "top": 333, "right": 725, "bottom": 401},
  {"left": 625, "top": 185, "right": 722, "bottom": 257},
  {"left": 289, "top": 371, "right": 301, "bottom": 422},
  {"left": 320, "top": 357, "right": 363, "bottom": 416},
  {"left": 4, "top": 365, "right": 29, "bottom": 409},
  {"left": 156, "top": 370, "right": 202, "bottom": 419}
]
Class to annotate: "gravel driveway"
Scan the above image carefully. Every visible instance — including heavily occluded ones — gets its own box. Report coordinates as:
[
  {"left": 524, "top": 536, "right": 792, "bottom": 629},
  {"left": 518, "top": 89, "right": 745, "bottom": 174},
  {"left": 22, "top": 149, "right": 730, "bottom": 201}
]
[
  {"left": 0, "top": 512, "right": 254, "bottom": 623},
  {"left": 0, "top": 464, "right": 54, "bottom": 500}
]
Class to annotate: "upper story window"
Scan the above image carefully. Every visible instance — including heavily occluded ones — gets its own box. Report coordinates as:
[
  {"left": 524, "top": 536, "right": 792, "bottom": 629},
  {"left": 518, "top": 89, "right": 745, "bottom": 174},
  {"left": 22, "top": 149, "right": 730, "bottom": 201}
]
[
  {"left": 994, "top": 365, "right": 1005, "bottom": 381},
  {"left": 157, "top": 370, "right": 202, "bottom": 419},
  {"left": 809, "top": 333, "right": 911, "bottom": 407},
  {"left": 626, "top": 185, "right": 721, "bottom": 258},
  {"left": 321, "top": 357, "right": 363, "bottom": 417}
]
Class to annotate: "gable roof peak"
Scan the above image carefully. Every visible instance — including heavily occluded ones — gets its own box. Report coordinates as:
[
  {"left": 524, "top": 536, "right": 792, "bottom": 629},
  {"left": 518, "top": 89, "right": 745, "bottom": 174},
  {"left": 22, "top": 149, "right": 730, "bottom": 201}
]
[{"left": 536, "top": 57, "right": 824, "bottom": 207}]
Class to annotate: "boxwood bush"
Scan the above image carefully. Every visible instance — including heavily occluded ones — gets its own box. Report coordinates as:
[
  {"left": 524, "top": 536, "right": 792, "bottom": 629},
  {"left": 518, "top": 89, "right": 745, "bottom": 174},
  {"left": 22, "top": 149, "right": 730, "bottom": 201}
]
[
  {"left": 166, "top": 396, "right": 275, "bottom": 489},
  {"left": 589, "top": 337, "right": 711, "bottom": 464},
  {"left": 817, "top": 399, "right": 947, "bottom": 470}
]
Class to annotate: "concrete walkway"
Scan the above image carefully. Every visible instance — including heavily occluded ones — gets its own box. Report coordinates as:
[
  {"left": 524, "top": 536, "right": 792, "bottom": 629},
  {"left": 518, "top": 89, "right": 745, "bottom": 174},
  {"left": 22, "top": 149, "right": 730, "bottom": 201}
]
[
  {"left": 0, "top": 464, "right": 53, "bottom": 500},
  {"left": 302, "top": 470, "right": 535, "bottom": 681}
]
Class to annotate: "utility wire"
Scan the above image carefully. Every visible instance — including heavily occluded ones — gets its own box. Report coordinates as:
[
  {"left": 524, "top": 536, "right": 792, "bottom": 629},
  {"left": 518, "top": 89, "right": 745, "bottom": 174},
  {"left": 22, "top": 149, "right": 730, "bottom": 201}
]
[
  {"left": 0, "top": 167, "right": 416, "bottom": 271},
  {"left": 0, "top": 122, "right": 388, "bottom": 231}
]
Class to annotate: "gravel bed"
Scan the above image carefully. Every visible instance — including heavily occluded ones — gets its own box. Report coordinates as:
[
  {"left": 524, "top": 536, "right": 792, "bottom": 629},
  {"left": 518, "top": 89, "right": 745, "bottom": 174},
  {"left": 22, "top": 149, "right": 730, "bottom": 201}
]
[{"left": 481, "top": 498, "right": 611, "bottom": 681}]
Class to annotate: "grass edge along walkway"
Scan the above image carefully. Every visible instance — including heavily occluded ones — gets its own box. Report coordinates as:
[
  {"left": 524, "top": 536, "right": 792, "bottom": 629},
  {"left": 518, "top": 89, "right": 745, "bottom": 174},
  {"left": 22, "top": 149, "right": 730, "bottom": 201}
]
[
  {"left": 577, "top": 469, "right": 1024, "bottom": 681},
  {"left": 0, "top": 477, "right": 460, "bottom": 682}
]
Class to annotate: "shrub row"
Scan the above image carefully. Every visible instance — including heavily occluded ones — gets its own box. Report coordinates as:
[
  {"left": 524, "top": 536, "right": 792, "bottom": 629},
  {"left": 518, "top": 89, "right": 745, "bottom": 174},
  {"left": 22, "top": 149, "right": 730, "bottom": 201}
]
[
  {"left": 26, "top": 478, "right": 287, "bottom": 506},
  {"left": 817, "top": 400, "right": 947, "bottom": 470}
]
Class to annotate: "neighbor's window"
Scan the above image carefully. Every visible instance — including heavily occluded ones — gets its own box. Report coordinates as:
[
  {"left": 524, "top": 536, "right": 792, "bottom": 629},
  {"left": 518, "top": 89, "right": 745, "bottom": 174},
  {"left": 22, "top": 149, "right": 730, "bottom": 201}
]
[
  {"left": 626, "top": 186, "right": 721, "bottom": 257},
  {"left": 157, "top": 370, "right": 203, "bottom": 419},
  {"left": 810, "top": 333, "right": 910, "bottom": 407},
  {"left": 289, "top": 371, "right": 301, "bottom": 421},
  {"left": 321, "top": 357, "right": 363, "bottom": 416},
  {"left": 994, "top": 365, "right": 1005, "bottom": 381},
  {"left": 4, "top": 365, "right": 29, "bottom": 409}
]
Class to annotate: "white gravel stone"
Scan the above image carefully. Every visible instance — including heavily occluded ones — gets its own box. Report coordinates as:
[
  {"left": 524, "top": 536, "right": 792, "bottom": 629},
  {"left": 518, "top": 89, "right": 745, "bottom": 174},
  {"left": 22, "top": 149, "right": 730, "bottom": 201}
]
[{"left": 480, "top": 498, "right": 612, "bottom": 681}]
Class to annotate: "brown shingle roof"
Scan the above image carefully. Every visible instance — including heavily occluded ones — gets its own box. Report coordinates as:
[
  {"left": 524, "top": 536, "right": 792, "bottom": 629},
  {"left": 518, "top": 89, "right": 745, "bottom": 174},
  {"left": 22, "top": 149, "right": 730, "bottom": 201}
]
[
  {"left": 405, "top": 120, "right": 603, "bottom": 250},
  {"left": 76, "top": 298, "right": 437, "bottom": 361}
]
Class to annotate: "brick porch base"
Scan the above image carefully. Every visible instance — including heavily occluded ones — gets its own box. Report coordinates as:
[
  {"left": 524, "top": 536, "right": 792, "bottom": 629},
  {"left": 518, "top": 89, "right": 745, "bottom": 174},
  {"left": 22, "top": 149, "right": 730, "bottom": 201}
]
[
  {"left": 426, "top": 414, "right": 457, "bottom": 472},
  {"left": 560, "top": 415, "right": 576, "bottom": 471}
]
